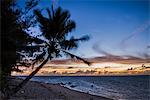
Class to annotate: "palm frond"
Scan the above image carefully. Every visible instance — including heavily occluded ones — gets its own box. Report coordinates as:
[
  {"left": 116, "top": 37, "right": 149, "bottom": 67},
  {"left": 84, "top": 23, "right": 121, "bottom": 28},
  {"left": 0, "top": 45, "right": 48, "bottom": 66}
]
[
  {"left": 77, "top": 35, "right": 90, "bottom": 41},
  {"left": 46, "top": 8, "right": 52, "bottom": 21},
  {"left": 59, "top": 10, "right": 70, "bottom": 25},
  {"left": 69, "top": 35, "right": 90, "bottom": 42},
  {"left": 55, "top": 7, "right": 61, "bottom": 18},
  {"left": 64, "top": 20, "right": 76, "bottom": 34},
  {"left": 60, "top": 38, "right": 78, "bottom": 50},
  {"left": 60, "top": 35, "right": 89, "bottom": 50},
  {"left": 62, "top": 50, "right": 91, "bottom": 66},
  {"left": 34, "top": 9, "right": 49, "bottom": 30}
]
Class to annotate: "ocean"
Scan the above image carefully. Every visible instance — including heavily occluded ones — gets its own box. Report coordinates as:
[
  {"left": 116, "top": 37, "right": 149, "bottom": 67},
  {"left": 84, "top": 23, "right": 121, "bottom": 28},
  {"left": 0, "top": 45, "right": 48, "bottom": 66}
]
[{"left": 19, "top": 75, "right": 150, "bottom": 100}]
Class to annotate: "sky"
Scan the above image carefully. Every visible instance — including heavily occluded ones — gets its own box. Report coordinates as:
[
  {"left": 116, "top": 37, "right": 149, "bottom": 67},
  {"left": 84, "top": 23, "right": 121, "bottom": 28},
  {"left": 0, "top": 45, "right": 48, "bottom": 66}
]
[
  {"left": 12, "top": 0, "right": 150, "bottom": 76},
  {"left": 33, "top": 0, "right": 150, "bottom": 58}
]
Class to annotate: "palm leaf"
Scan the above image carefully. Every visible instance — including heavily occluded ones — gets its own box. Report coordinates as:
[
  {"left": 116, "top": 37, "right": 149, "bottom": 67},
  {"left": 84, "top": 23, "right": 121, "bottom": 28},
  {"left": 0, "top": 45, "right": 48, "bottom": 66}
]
[{"left": 62, "top": 50, "right": 91, "bottom": 66}]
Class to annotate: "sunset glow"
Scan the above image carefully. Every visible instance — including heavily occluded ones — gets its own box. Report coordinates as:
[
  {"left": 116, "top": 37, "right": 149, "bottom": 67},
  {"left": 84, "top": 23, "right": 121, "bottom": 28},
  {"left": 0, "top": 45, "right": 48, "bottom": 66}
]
[{"left": 12, "top": 60, "right": 150, "bottom": 76}]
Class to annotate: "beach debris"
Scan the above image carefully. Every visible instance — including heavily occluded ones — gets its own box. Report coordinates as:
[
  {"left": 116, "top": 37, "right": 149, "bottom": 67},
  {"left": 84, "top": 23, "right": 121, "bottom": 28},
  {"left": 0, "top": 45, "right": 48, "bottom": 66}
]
[
  {"left": 20, "top": 90, "right": 25, "bottom": 94},
  {"left": 91, "top": 85, "right": 94, "bottom": 88},
  {"left": 60, "top": 82, "right": 65, "bottom": 85},
  {"left": 70, "top": 85, "right": 77, "bottom": 88},
  {"left": 68, "top": 82, "right": 72, "bottom": 85}
]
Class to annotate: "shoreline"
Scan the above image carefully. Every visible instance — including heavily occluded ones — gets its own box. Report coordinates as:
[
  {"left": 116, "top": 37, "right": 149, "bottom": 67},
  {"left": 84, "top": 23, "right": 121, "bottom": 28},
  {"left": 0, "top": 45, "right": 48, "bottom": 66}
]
[
  {"left": 14, "top": 74, "right": 150, "bottom": 77},
  {"left": 7, "top": 77, "right": 113, "bottom": 100}
]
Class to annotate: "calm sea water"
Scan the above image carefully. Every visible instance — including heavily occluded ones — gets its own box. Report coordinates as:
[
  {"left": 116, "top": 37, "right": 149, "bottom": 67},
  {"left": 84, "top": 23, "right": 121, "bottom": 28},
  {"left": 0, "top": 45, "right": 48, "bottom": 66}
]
[{"left": 19, "top": 75, "right": 150, "bottom": 100}]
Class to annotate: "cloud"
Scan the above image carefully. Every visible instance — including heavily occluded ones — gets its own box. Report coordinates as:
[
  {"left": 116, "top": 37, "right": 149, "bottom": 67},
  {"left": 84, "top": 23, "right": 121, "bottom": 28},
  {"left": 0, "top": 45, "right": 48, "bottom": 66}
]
[
  {"left": 92, "top": 43, "right": 148, "bottom": 61},
  {"left": 120, "top": 20, "right": 150, "bottom": 48},
  {"left": 92, "top": 43, "right": 122, "bottom": 60},
  {"left": 147, "top": 45, "right": 150, "bottom": 49},
  {"left": 92, "top": 43, "right": 113, "bottom": 57}
]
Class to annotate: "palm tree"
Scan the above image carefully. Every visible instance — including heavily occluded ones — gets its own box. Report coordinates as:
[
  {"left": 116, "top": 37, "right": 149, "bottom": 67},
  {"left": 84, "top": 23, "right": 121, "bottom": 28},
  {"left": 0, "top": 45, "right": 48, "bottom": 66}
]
[{"left": 12, "top": 6, "right": 90, "bottom": 94}]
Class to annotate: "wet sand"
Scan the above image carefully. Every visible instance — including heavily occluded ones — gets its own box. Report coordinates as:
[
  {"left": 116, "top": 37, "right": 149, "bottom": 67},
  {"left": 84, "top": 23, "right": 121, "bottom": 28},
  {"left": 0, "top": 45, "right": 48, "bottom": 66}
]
[{"left": 5, "top": 78, "right": 113, "bottom": 100}]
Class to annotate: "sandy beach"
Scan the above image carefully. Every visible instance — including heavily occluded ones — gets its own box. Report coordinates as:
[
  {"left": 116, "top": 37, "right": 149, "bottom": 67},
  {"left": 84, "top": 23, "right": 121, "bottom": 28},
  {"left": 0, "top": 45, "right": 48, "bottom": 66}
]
[{"left": 3, "top": 77, "right": 113, "bottom": 100}]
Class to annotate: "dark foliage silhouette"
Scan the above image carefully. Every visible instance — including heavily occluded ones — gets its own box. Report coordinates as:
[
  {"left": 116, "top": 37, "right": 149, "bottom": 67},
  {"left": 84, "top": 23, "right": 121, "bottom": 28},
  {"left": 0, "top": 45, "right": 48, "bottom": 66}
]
[
  {"left": 1, "top": 0, "right": 40, "bottom": 97},
  {"left": 1, "top": 0, "right": 90, "bottom": 98},
  {"left": 13, "top": 5, "right": 90, "bottom": 94}
]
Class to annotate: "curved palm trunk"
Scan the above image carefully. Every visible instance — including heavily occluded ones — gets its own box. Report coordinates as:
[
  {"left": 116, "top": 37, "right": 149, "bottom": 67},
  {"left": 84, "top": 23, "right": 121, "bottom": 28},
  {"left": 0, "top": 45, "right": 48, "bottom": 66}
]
[{"left": 12, "top": 55, "right": 50, "bottom": 94}]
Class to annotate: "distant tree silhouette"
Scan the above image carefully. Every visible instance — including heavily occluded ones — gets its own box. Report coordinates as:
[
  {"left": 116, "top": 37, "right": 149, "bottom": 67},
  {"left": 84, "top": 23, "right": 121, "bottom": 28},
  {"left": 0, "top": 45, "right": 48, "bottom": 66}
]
[{"left": 12, "top": 5, "right": 90, "bottom": 94}]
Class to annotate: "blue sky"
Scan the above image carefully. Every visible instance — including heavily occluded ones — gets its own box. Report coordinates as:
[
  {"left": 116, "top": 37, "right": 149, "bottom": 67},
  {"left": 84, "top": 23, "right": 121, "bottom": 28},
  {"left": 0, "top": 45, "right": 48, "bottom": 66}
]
[{"left": 35, "top": 0, "right": 150, "bottom": 58}]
